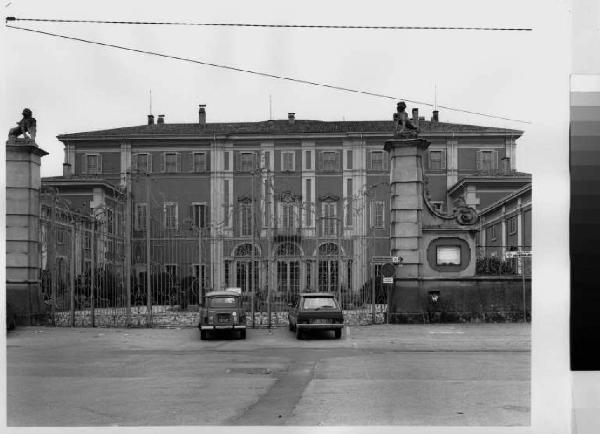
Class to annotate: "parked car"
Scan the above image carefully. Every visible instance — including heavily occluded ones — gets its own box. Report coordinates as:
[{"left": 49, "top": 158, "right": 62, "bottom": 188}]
[
  {"left": 6, "top": 302, "right": 17, "bottom": 331},
  {"left": 199, "top": 290, "right": 246, "bottom": 340},
  {"left": 288, "top": 292, "right": 344, "bottom": 339}
]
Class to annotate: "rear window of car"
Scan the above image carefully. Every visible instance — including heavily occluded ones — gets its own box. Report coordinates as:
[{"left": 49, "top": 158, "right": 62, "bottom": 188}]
[
  {"left": 302, "top": 297, "right": 338, "bottom": 309},
  {"left": 208, "top": 297, "right": 237, "bottom": 308}
]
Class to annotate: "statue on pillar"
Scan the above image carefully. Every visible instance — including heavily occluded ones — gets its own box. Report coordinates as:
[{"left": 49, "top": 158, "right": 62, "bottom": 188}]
[
  {"left": 393, "top": 101, "right": 418, "bottom": 137},
  {"left": 8, "top": 108, "right": 37, "bottom": 142}
]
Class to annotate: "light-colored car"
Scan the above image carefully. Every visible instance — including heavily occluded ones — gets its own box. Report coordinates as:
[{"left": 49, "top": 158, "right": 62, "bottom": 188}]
[
  {"left": 199, "top": 291, "right": 246, "bottom": 340},
  {"left": 288, "top": 292, "right": 344, "bottom": 339}
]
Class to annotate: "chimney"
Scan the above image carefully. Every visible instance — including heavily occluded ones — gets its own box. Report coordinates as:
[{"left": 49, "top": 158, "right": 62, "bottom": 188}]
[
  {"left": 431, "top": 110, "right": 439, "bottom": 122},
  {"left": 63, "top": 162, "right": 72, "bottom": 178},
  {"left": 147, "top": 114, "right": 155, "bottom": 125},
  {"left": 288, "top": 113, "right": 295, "bottom": 124},
  {"left": 198, "top": 105, "right": 206, "bottom": 125},
  {"left": 157, "top": 114, "right": 165, "bottom": 124}
]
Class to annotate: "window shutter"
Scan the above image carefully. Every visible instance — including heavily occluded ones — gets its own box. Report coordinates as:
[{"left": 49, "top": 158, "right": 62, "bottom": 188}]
[
  {"left": 176, "top": 153, "right": 182, "bottom": 173},
  {"left": 476, "top": 151, "right": 482, "bottom": 171},
  {"left": 493, "top": 150, "right": 499, "bottom": 170},
  {"left": 81, "top": 154, "right": 87, "bottom": 174},
  {"left": 161, "top": 153, "right": 166, "bottom": 172},
  {"left": 441, "top": 150, "right": 447, "bottom": 170},
  {"left": 367, "top": 151, "right": 372, "bottom": 170},
  {"left": 132, "top": 153, "right": 138, "bottom": 171},
  {"left": 148, "top": 154, "right": 153, "bottom": 173},
  {"left": 335, "top": 151, "right": 341, "bottom": 171},
  {"left": 97, "top": 155, "right": 102, "bottom": 174},
  {"left": 234, "top": 151, "right": 240, "bottom": 172},
  {"left": 317, "top": 151, "right": 323, "bottom": 171},
  {"left": 384, "top": 152, "right": 390, "bottom": 170}
]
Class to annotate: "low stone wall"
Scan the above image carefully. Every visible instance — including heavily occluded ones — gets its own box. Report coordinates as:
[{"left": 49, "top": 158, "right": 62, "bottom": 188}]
[
  {"left": 51, "top": 305, "right": 388, "bottom": 328},
  {"left": 389, "top": 277, "right": 531, "bottom": 324}
]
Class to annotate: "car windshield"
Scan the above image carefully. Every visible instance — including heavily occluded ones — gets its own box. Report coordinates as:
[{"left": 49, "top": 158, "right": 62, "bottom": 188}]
[
  {"left": 208, "top": 297, "right": 238, "bottom": 308},
  {"left": 302, "top": 297, "right": 337, "bottom": 310}
]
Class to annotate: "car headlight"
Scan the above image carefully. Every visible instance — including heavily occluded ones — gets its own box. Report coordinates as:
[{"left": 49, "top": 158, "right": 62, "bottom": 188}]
[
  {"left": 232, "top": 311, "right": 238, "bottom": 324},
  {"left": 208, "top": 314, "right": 214, "bottom": 324}
]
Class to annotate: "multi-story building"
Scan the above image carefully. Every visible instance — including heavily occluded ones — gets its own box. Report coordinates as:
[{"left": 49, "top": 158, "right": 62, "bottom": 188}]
[{"left": 53, "top": 106, "right": 526, "bottom": 302}]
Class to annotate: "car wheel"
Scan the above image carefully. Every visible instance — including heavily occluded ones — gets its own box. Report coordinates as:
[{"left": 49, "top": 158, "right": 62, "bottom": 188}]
[
  {"left": 240, "top": 329, "right": 246, "bottom": 340},
  {"left": 295, "top": 327, "right": 303, "bottom": 340},
  {"left": 200, "top": 330, "right": 207, "bottom": 340},
  {"left": 334, "top": 328, "right": 342, "bottom": 339}
]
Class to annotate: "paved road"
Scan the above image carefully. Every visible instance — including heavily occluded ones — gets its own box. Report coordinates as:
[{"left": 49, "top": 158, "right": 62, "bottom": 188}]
[{"left": 6, "top": 324, "right": 530, "bottom": 426}]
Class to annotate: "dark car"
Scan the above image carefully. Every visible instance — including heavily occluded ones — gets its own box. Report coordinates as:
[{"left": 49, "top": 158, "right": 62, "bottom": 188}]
[
  {"left": 199, "top": 290, "right": 246, "bottom": 340},
  {"left": 288, "top": 292, "right": 344, "bottom": 339}
]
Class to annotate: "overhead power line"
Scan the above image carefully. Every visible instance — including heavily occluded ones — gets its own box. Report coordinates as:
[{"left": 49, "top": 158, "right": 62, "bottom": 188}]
[
  {"left": 5, "top": 16, "right": 532, "bottom": 31},
  {"left": 5, "top": 24, "right": 531, "bottom": 124}
]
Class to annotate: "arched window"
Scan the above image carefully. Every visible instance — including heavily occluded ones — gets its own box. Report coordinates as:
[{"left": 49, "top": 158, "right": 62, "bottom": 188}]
[
  {"left": 275, "top": 242, "right": 301, "bottom": 257},
  {"left": 234, "top": 243, "right": 259, "bottom": 257},
  {"left": 318, "top": 242, "right": 339, "bottom": 256}
]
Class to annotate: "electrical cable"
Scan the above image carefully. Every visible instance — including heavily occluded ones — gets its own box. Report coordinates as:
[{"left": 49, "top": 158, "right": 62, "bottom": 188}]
[
  {"left": 5, "top": 23, "right": 530, "bottom": 124},
  {"left": 5, "top": 16, "right": 532, "bottom": 31}
]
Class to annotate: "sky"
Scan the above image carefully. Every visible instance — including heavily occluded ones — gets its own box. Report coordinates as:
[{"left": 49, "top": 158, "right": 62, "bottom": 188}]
[
  {"left": 2, "top": 0, "right": 541, "bottom": 178},
  {"left": 1, "top": 1, "right": 573, "bottom": 432}
]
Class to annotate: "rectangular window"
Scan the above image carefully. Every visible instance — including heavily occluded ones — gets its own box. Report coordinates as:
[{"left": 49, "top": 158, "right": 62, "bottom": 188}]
[
  {"left": 346, "top": 150, "right": 353, "bottom": 170},
  {"left": 135, "top": 203, "right": 147, "bottom": 231},
  {"left": 241, "top": 152, "right": 255, "bottom": 172},
  {"left": 509, "top": 216, "right": 518, "bottom": 235},
  {"left": 322, "top": 151, "right": 338, "bottom": 171},
  {"left": 135, "top": 153, "right": 150, "bottom": 173},
  {"left": 281, "top": 202, "right": 296, "bottom": 228},
  {"left": 193, "top": 203, "right": 208, "bottom": 228},
  {"left": 282, "top": 151, "right": 295, "bottom": 171},
  {"left": 57, "top": 228, "right": 65, "bottom": 245},
  {"left": 305, "top": 150, "right": 312, "bottom": 170},
  {"left": 305, "top": 179, "right": 312, "bottom": 227},
  {"left": 165, "top": 264, "right": 178, "bottom": 279},
  {"left": 490, "top": 225, "right": 497, "bottom": 240},
  {"left": 106, "top": 209, "right": 114, "bottom": 234},
  {"left": 373, "top": 201, "right": 385, "bottom": 228},
  {"left": 479, "top": 150, "right": 496, "bottom": 172},
  {"left": 429, "top": 150, "right": 443, "bottom": 170},
  {"left": 193, "top": 153, "right": 206, "bottom": 173},
  {"left": 83, "top": 231, "right": 91, "bottom": 250},
  {"left": 322, "top": 202, "right": 337, "bottom": 236},
  {"left": 224, "top": 180, "right": 230, "bottom": 226},
  {"left": 436, "top": 246, "right": 461, "bottom": 265},
  {"left": 224, "top": 151, "right": 230, "bottom": 170},
  {"left": 86, "top": 154, "right": 101, "bottom": 174},
  {"left": 240, "top": 202, "right": 252, "bottom": 236},
  {"left": 165, "top": 153, "right": 178, "bottom": 172},
  {"left": 164, "top": 202, "right": 178, "bottom": 229},
  {"left": 370, "top": 151, "right": 384, "bottom": 171},
  {"left": 346, "top": 179, "right": 353, "bottom": 227}
]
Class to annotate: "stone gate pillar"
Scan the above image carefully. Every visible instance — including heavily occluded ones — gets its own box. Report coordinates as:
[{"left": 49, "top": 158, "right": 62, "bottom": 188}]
[
  {"left": 384, "top": 136, "right": 431, "bottom": 278},
  {"left": 6, "top": 138, "right": 49, "bottom": 324}
]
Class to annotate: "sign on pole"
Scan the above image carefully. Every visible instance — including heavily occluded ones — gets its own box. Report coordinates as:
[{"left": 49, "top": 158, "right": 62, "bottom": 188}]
[{"left": 383, "top": 277, "right": 394, "bottom": 284}]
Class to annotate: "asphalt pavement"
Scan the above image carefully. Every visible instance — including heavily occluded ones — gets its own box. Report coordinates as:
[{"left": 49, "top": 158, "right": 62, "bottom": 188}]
[{"left": 5, "top": 323, "right": 530, "bottom": 426}]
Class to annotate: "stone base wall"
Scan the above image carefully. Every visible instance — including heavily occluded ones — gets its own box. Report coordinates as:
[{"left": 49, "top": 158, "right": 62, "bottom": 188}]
[
  {"left": 51, "top": 307, "right": 387, "bottom": 328},
  {"left": 389, "top": 277, "right": 531, "bottom": 323}
]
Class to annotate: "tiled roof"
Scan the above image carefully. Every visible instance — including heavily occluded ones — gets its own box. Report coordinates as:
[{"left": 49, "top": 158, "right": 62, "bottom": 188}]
[{"left": 57, "top": 119, "right": 523, "bottom": 140}]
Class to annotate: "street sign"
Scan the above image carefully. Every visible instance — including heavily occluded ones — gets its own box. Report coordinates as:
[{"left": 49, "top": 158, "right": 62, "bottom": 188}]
[
  {"left": 380, "top": 263, "right": 396, "bottom": 278},
  {"left": 371, "top": 255, "right": 403, "bottom": 264},
  {"left": 383, "top": 277, "right": 394, "bottom": 284},
  {"left": 505, "top": 250, "right": 532, "bottom": 259}
]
